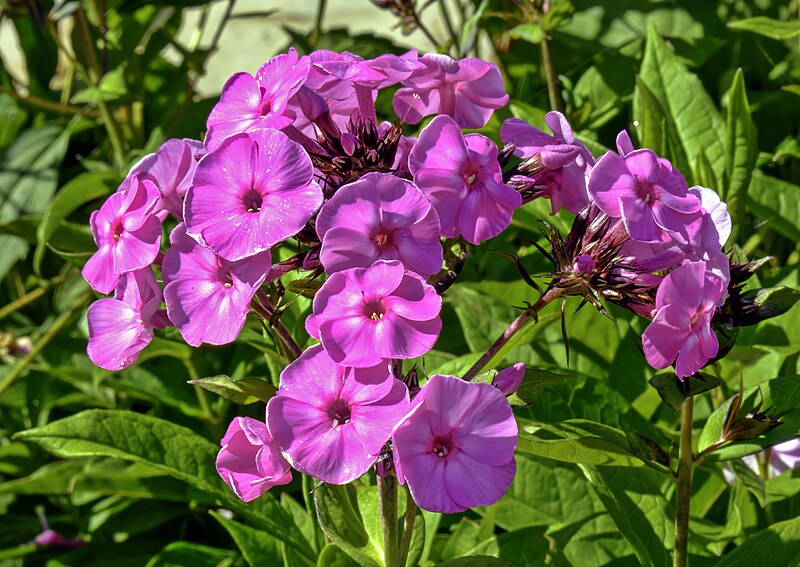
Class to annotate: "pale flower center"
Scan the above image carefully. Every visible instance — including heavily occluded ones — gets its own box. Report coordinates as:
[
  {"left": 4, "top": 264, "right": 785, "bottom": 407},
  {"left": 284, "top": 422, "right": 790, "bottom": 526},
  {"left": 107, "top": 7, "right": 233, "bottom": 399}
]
[
  {"left": 363, "top": 299, "right": 387, "bottom": 321},
  {"left": 431, "top": 435, "right": 454, "bottom": 458},
  {"left": 373, "top": 229, "right": 393, "bottom": 250},
  {"left": 242, "top": 189, "right": 263, "bottom": 213}
]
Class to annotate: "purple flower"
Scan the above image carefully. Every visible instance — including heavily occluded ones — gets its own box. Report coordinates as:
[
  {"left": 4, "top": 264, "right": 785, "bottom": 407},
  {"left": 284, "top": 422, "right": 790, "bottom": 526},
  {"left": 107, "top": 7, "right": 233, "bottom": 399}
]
[
  {"left": 121, "top": 138, "right": 204, "bottom": 221},
  {"left": 306, "top": 259, "right": 442, "bottom": 368},
  {"left": 689, "top": 186, "right": 731, "bottom": 249},
  {"left": 82, "top": 175, "right": 162, "bottom": 294},
  {"left": 267, "top": 345, "right": 409, "bottom": 484},
  {"left": 500, "top": 112, "right": 594, "bottom": 214},
  {"left": 316, "top": 172, "right": 443, "bottom": 276},
  {"left": 204, "top": 49, "right": 310, "bottom": 151},
  {"left": 770, "top": 439, "right": 800, "bottom": 475},
  {"left": 87, "top": 268, "right": 168, "bottom": 371},
  {"left": 492, "top": 362, "right": 525, "bottom": 396},
  {"left": 184, "top": 128, "right": 322, "bottom": 261},
  {"left": 392, "top": 374, "right": 517, "bottom": 514},
  {"left": 588, "top": 149, "right": 703, "bottom": 244},
  {"left": 216, "top": 416, "right": 292, "bottom": 502},
  {"left": 408, "top": 115, "right": 521, "bottom": 244},
  {"left": 163, "top": 224, "right": 271, "bottom": 347},
  {"left": 641, "top": 261, "right": 725, "bottom": 378},
  {"left": 393, "top": 54, "right": 508, "bottom": 128}
]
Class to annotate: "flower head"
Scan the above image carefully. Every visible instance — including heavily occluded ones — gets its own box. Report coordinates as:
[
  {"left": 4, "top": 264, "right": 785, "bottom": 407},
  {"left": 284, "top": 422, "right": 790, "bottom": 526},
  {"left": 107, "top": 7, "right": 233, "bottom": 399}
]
[
  {"left": 306, "top": 259, "right": 442, "bottom": 367},
  {"left": 163, "top": 224, "right": 271, "bottom": 347},
  {"left": 185, "top": 128, "right": 322, "bottom": 261},
  {"left": 588, "top": 148, "right": 702, "bottom": 244},
  {"left": 316, "top": 172, "right": 443, "bottom": 276},
  {"left": 393, "top": 53, "right": 508, "bottom": 128},
  {"left": 408, "top": 115, "right": 521, "bottom": 244},
  {"left": 392, "top": 374, "right": 518, "bottom": 513},
  {"left": 205, "top": 49, "right": 310, "bottom": 150},
  {"left": 492, "top": 362, "right": 526, "bottom": 396},
  {"left": 82, "top": 175, "right": 162, "bottom": 294},
  {"left": 642, "top": 261, "right": 725, "bottom": 378},
  {"left": 501, "top": 112, "right": 594, "bottom": 214},
  {"left": 87, "top": 267, "right": 168, "bottom": 371},
  {"left": 267, "top": 345, "right": 409, "bottom": 484},
  {"left": 121, "top": 138, "right": 204, "bottom": 221},
  {"left": 216, "top": 416, "right": 293, "bottom": 502}
]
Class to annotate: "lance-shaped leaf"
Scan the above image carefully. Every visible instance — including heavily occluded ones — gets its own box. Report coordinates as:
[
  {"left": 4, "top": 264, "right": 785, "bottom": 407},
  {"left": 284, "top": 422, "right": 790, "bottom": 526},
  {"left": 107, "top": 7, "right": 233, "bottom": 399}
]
[
  {"left": 715, "top": 517, "right": 800, "bottom": 565},
  {"left": 728, "top": 17, "right": 800, "bottom": 40},
  {"left": 314, "top": 483, "right": 380, "bottom": 567},
  {"left": 189, "top": 375, "right": 277, "bottom": 405},
  {"left": 648, "top": 372, "right": 722, "bottom": 412},
  {"left": 724, "top": 69, "right": 758, "bottom": 228}
]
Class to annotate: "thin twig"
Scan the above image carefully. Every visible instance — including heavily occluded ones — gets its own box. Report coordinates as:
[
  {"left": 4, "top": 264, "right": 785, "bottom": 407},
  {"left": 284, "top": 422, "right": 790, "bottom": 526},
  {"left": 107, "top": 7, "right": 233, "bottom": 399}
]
[
  {"left": 309, "top": 0, "right": 328, "bottom": 49},
  {"left": 0, "top": 272, "right": 77, "bottom": 322},
  {"left": 251, "top": 292, "right": 303, "bottom": 360},
  {"left": 0, "top": 86, "right": 101, "bottom": 118},
  {"left": 540, "top": 0, "right": 561, "bottom": 112},
  {"left": 438, "top": 0, "right": 460, "bottom": 54}
]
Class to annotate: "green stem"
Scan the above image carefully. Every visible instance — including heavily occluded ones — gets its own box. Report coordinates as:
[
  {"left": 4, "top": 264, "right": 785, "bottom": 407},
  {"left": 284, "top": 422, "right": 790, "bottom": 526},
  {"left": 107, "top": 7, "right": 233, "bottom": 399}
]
[
  {"left": 309, "top": 0, "right": 327, "bottom": 49},
  {"left": 462, "top": 286, "right": 564, "bottom": 381},
  {"left": 379, "top": 474, "right": 399, "bottom": 567},
  {"left": 0, "top": 272, "right": 76, "bottom": 322},
  {"left": 439, "top": 0, "right": 460, "bottom": 54},
  {"left": 0, "top": 292, "right": 91, "bottom": 397},
  {"left": 397, "top": 486, "right": 417, "bottom": 567},
  {"left": 540, "top": 0, "right": 561, "bottom": 112},
  {"left": 674, "top": 397, "right": 694, "bottom": 567}
]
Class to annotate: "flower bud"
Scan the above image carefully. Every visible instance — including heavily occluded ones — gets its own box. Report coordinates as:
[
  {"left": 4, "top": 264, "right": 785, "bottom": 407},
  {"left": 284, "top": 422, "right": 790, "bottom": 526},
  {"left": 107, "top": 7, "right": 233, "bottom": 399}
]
[{"left": 492, "top": 362, "right": 525, "bottom": 396}]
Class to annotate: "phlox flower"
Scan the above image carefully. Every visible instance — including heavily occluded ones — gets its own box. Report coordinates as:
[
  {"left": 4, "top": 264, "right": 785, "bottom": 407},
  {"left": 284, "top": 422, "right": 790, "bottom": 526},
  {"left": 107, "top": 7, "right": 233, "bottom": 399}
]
[
  {"left": 315, "top": 172, "right": 443, "bottom": 276},
  {"left": 408, "top": 115, "right": 521, "bottom": 244},
  {"left": 163, "top": 224, "right": 271, "bottom": 347},
  {"left": 492, "top": 362, "right": 526, "bottom": 396},
  {"left": 204, "top": 49, "right": 310, "bottom": 150},
  {"left": 393, "top": 53, "right": 508, "bottom": 128},
  {"left": 87, "top": 268, "right": 168, "bottom": 371},
  {"left": 82, "top": 175, "right": 162, "bottom": 294},
  {"left": 588, "top": 148, "right": 702, "bottom": 244},
  {"left": 500, "top": 112, "right": 594, "bottom": 214},
  {"left": 184, "top": 128, "right": 322, "bottom": 261},
  {"left": 216, "top": 416, "right": 292, "bottom": 502},
  {"left": 121, "top": 138, "right": 204, "bottom": 221},
  {"left": 642, "top": 261, "right": 725, "bottom": 378},
  {"left": 770, "top": 439, "right": 800, "bottom": 475},
  {"left": 267, "top": 345, "right": 409, "bottom": 484},
  {"left": 392, "top": 374, "right": 518, "bottom": 514},
  {"left": 306, "top": 259, "right": 442, "bottom": 367}
]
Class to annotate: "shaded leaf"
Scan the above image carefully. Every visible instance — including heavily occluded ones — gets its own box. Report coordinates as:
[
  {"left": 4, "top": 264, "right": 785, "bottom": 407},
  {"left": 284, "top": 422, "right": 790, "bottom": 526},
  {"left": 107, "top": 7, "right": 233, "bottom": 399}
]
[
  {"left": 648, "top": 372, "right": 721, "bottom": 412},
  {"left": 716, "top": 517, "right": 800, "bottom": 565},
  {"left": 314, "top": 483, "right": 380, "bottom": 567},
  {"left": 210, "top": 511, "right": 288, "bottom": 567},
  {"left": 728, "top": 17, "right": 800, "bottom": 40},
  {"left": 724, "top": 68, "right": 758, "bottom": 228},
  {"left": 189, "top": 375, "right": 277, "bottom": 405}
]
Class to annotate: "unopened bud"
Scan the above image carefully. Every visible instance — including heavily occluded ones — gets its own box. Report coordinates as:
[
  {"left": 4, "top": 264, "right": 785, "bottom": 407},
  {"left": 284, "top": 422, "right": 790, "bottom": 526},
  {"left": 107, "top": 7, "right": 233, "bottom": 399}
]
[{"left": 492, "top": 362, "right": 525, "bottom": 396}]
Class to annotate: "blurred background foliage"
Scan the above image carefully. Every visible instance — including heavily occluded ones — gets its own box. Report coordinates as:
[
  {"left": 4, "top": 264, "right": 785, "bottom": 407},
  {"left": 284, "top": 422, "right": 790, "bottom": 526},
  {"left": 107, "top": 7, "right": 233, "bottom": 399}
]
[{"left": 0, "top": 0, "right": 799, "bottom": 565}]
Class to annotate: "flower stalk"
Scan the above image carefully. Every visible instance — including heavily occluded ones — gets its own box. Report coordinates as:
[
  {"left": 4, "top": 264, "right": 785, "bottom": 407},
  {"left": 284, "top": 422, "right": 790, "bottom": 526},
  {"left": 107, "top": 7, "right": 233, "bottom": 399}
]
[
  {"left": 379, "top": 474, "right": 399, "bottom": 567},
  {"left": 397, "top": 486, "right": 417, "bottom": 567},
  {"left": 674, "top": 396, "right": 694, "bottom": 567}
]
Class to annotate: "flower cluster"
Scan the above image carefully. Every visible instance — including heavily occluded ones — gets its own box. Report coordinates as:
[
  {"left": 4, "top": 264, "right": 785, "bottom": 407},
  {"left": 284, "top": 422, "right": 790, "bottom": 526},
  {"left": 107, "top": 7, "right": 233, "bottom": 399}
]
[{"left": 83, "top": 48, "right": 525, "bottom": 513}]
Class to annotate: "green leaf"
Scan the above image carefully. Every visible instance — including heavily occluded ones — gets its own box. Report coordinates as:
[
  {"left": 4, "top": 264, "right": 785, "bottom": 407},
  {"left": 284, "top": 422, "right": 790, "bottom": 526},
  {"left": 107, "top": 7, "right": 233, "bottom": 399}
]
[
  {"left": 465, "top": 526, "right": 550, "bottom": 565},
  {"left": 210, "top": 511, "right": 289, "bottom": 567},
  {"left": 71, "top": 65, "right": 128, "bottom": 104},
  {"left": 728, "top": 458, "right": 766, "bottom": 507},
  {"left": 34, "top": 171, "right": 119, "bottom": 273},
  {"left": 459, "top": 0, "right": 488, "bottom": 57},
  {"left": 317, "top": 544, "right": 361, "bottom": 567},
  {"left": 635, "top": 24, "right": 726, "bottom": 186},
  {"left": 145, "top": 542, "right": 236, "bottom": 567},
  {"left": 698, "top": 375, "right": 800, "bottom": 460},
  {"left": 435, "top": 557, "right": 512, "bottom": 566},
  {"left": 0, "top": 124, "right": 70, "bottom": 279},
  {"left": 188, "top": 375, "right": 276, "bottom": 405},
  {"left": 728, "top": 17, "right": 800, "bottom": 41},
  {"left": 0, "top": 93, "right": 27, "bottom": 150},
  {"left": 716, "top": 517, "right": 800, "bottom": 565},
  {"left": 0, "top": 460, "right": 85, "bottom": 495},
  {"left": 580, "top": 465, "right": 673, "bottom": 567},
  {"left": 648, "top": 372, "right": 721, "bottom": 412},
  {"left": 766, "top": 470, "right": 800, "bottom": 505},
  {"left": 692, "top": 150, "right": 718, "bottom": 189},
  {"left": 725, "top": 69, "right": 758, "bottom": 227},
  {"left": 747, "top": 172, "right": 800, "bottom": 243},
  {"left": 14, "top": 410, "right": 313, "bottom": 560},
  {"left": 508, "top": 368, "right": 575, "bottom": 406},
  {"left": 517, "top": 420, "right": 645, "bottom": 467},
  {"left": 314, "top": 484, "right": 380, "bottom": 567},
  {"left": 509, "top": 23, "right": 545, "bottom": 44}
]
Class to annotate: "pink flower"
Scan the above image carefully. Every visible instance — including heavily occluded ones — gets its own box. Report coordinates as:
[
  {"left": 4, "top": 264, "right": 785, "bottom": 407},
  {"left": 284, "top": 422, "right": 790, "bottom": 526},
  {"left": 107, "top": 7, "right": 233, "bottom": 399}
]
[
  {"left": 642, "top": 261, "right": 725, "bottom": 378},
  {"left": 204, "top": 49, "right": 310, "bottom": 150},
  {"left": 588, "top": 149, "right": 702, "bottom": 244},
  {"left": 316, "top": 172, "right": 443, "bottom": 276},
  {"left": 306, "top": 259, "right": 442, "bottom": 368},
  {"left": 267, "top": 345, "right": 409, "bottom": 484},
  {"left": 408, "top": 115, "right": 521, "bottom": 244},
  {"left": 121, "top": 138, "right": 204, "bottom": 221},
  {"left": 393, "top": 54, "right": 508, "bottom": 128},
  {"left": 163, "top": 224, "right": 271, "bottom": 347},
  {"left": 392, "top": 374, "right": 518, "bottom": 514},
  {"left": 770, "top": 439, "right": 800, "bottom": 475},
  {"left": 216, "top": 416, "right": 292, "bottom": 502},
  {"left": 82, "top": 175, "right": 162, "bottom": 294},
  {"left": 500, "top": 112, "right": 594, "bottom": 214},
  {"left": 184, "top": 128, "right": 322, "bottom": 261},
  {"left": 492, "top": 362, "right": 525, "bottom": 396},
  {"left": 87, "top": 268, "right": 168, "bottom": 371}
]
